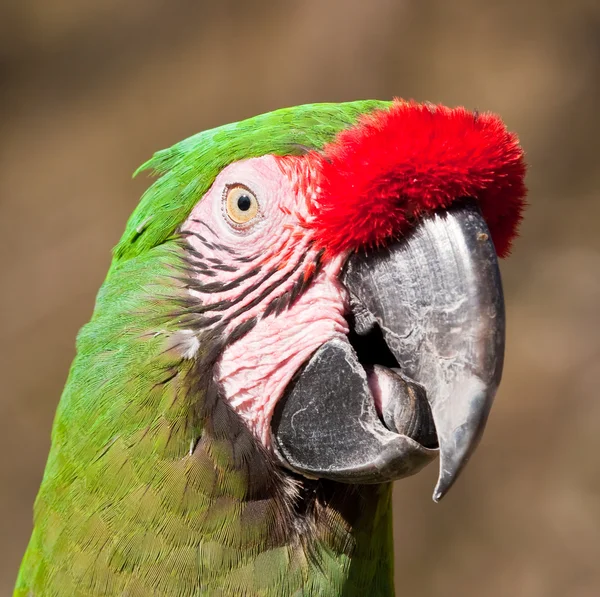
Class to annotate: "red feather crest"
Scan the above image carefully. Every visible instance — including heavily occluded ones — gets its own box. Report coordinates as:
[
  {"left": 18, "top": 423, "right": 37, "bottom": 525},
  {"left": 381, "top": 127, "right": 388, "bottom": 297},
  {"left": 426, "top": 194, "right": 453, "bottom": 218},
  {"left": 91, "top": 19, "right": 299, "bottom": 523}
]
[{"left": 309, "top": 99, "right": 527, "bottom": 258}]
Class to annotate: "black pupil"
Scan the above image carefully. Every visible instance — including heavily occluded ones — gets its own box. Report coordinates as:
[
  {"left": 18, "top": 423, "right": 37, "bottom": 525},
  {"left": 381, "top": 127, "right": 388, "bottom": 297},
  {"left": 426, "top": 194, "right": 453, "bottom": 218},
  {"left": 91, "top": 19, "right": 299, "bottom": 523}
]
[{"left": 237, "top": 195, "right": 252, "bottom": 211}]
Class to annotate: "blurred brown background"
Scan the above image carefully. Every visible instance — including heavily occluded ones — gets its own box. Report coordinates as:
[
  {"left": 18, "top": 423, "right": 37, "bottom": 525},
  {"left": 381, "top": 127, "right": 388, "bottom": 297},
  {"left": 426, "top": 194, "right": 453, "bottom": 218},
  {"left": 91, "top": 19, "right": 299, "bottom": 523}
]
[{"left": 1, "top": 1, "right": 599, "bottom": 595}]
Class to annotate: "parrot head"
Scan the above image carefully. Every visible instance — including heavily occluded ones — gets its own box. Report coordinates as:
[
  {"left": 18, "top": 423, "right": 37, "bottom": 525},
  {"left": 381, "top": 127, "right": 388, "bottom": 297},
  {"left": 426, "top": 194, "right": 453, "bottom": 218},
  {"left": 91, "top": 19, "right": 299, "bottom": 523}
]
[
  {"left": 129, "top": 99, "right": 524, "bottom": 500},
  {"left": 15, "top": 99, "right": 526, "bottom": 597}
]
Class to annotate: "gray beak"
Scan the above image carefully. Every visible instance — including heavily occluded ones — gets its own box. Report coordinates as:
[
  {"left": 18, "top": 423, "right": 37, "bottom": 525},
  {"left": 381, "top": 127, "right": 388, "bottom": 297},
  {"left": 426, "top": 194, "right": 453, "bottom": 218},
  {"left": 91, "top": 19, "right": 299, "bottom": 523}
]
[{"left": 272, "top": 202, "right": 505, "bottom": 500}]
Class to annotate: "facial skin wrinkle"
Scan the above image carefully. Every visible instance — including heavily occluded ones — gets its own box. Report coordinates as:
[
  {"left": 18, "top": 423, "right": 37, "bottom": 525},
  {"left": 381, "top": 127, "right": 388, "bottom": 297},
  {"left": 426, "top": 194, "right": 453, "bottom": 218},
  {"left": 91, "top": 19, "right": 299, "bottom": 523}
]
[
  {"left": 192, "top": 264, "right": 214, "bottom": 273},
  {"left": 180, "top": 235, "right": 312, "bottom": 334},
  {"left": 188, "top": 218, "right": 217, "bottom": 235},
  {"left": 192, "top": 268, "right": 218, "bottom": 278},
  {"left": 187, "top": 219, "right": 253, "bottom": 256},
  {"left": 233, "top": 253, "right": 264, "bottom": 263},
  {"left": 182, "top": 261, "right": 263, "bottom": 294},
  {"left": 186, "top": 246, "right": 205, "bottom": 260},
  {"left": 219, "top": 252, "right": 308, "bottom": 329},
  {"left": 262, "top": 248, "right": 325, "bottom": 319},
  {"left": 212, "top": 264, "right": 237, "bottom": 272},
  {"left": 191, "top": 227, "right": 310, "bottom": 300},
  {"left": 180, "top": 229, "right": 235, "bottom": 255},
  {"left": 182, "top": 233, "right": 303, "bottom": 300}
]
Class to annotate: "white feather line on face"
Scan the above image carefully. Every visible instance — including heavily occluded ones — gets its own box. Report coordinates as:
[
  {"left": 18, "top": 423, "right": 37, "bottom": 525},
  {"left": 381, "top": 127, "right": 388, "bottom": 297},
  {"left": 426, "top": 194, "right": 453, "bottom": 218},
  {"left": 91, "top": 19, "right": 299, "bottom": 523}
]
[{"left": 167, "top": 329, "right": 200, "bottom": 360}]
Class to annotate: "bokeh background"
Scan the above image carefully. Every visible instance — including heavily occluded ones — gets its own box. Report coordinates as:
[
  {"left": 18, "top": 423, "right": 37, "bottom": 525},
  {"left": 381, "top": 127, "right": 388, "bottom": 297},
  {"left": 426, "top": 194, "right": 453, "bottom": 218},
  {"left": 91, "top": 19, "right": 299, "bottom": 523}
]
[{"left": 1, "top": 1, "right": 599, "bottom": 595}]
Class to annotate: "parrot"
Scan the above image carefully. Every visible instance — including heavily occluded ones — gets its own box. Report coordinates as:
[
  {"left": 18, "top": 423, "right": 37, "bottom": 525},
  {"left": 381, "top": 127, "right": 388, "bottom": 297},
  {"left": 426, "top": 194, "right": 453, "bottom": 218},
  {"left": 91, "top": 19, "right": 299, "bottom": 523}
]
[{"left": 14, "top": 99, "right": 526, "bottom": 597}]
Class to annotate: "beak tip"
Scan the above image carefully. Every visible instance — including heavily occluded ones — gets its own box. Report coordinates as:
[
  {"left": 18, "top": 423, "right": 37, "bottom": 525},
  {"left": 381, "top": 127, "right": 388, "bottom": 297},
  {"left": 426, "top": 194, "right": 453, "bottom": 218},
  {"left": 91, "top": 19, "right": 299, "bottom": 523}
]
[
  {"left": 428, "top": 381, "right": 495, "bottom": 502},
  {"left": 432, "top": 474, "right": 453, "bottom": 503}
]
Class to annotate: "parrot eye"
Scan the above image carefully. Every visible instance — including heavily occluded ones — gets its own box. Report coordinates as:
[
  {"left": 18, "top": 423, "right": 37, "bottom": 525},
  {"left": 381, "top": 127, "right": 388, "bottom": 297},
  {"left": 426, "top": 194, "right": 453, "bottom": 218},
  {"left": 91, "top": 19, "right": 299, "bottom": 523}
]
[{"left": 224, "top": 184, "right": 260, "bottom": 227}]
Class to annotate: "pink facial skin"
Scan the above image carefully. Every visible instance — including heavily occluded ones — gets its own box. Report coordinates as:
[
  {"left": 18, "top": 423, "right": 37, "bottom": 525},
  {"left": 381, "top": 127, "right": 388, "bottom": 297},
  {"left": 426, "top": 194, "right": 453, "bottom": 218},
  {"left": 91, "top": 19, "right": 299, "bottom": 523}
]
[{"left": 179, "top": 155, "right": 350, "bottom": 447}]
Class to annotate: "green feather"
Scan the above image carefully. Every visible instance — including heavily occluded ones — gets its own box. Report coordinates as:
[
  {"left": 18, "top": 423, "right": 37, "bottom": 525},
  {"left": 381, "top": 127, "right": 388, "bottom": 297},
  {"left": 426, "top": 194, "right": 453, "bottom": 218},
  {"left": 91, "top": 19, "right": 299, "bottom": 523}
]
[
  {"left": 116, "top": 101, "right": 389, "bottom": 263},
  {"left": 15, "top": 100, "right": 396, "bottom": 597}
]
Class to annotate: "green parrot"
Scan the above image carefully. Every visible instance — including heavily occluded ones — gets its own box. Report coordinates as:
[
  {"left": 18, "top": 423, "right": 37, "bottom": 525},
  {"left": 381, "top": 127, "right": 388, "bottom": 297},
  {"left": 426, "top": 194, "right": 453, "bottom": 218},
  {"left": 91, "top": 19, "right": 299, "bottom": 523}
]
[{"left": 15, "top": 99, "right": 526, "bottom": 597}]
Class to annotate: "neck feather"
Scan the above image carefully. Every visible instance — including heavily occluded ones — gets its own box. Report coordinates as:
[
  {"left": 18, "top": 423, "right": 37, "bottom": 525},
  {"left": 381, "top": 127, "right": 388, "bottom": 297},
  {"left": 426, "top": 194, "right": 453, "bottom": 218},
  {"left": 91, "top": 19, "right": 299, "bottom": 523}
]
[{"left": 16, "top": 245, "right": 396, "bottom": 597}]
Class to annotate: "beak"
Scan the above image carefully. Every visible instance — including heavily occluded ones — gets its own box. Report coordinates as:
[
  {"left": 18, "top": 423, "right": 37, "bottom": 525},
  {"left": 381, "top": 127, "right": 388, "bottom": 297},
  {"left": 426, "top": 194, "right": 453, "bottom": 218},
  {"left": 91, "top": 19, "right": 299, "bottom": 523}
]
[{"left": 271, "top": 202, "right": 505, "bottom": 500}]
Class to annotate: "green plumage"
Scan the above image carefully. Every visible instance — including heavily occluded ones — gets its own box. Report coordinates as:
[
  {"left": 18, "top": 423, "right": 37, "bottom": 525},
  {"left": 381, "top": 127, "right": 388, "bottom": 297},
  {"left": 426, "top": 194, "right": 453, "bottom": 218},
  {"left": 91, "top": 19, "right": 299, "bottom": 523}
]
[
  {"left": 117, "top": 101, "right": 389, "bottom": 263},
  {"left": 15, "top": 101, "right": 396, "bottom": 597}
]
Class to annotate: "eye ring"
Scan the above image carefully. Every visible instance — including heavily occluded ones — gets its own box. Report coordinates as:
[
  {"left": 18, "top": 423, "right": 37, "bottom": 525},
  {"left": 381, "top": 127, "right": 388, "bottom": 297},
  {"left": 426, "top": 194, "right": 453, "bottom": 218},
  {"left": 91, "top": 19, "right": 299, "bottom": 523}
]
[{"left": 223, "top": 184, "right": 261, "bottom": 227}]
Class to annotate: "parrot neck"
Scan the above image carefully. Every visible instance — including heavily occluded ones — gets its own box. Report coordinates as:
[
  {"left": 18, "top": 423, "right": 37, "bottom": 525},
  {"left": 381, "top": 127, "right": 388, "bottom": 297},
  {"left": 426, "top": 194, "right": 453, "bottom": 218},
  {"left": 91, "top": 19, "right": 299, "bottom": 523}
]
[{"left": 15, "top": 247, "right": 396, "bottom": 596}]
